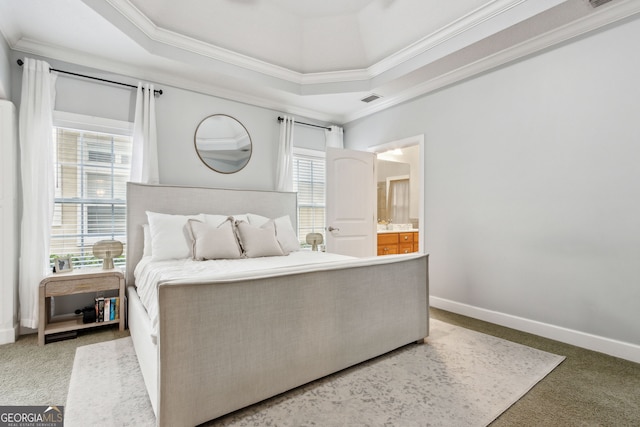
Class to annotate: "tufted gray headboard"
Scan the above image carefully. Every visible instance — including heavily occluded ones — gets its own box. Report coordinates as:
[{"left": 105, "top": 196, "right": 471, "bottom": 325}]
[{"left": 125, "top": 182, "right": 298, "bottom": 285}]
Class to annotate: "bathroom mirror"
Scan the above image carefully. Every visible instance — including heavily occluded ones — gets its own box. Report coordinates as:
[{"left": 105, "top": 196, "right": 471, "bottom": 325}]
[
  {"left": 194, "top": 114, "right": 252, "bottom": 173},
  {"left": 376, "top": 159, "right": 411, "bottom": 224}
]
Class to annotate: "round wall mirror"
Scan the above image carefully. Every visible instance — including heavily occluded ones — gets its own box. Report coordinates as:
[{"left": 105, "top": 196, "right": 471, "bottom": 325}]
[{"left": 194, "top": 114, "right": 252, "bottom": 173}]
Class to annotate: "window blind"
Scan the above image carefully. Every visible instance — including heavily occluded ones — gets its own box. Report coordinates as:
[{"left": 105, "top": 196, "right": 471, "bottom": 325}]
[
  {"left": 292, "top": 151, "right": 325, "bottom": 247},
  {"left": 50, "top": 127, "right": 131, "bottom": 269}
]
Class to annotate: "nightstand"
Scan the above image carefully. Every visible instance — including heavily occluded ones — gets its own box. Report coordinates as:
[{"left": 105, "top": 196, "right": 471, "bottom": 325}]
[{"left": 38, "top": 268, "right": 125, "bottom": 345}]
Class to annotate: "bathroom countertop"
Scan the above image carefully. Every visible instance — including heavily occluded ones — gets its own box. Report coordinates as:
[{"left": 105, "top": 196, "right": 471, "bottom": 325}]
[{"left": 377, "top": 228, "right": 419, "bottom": 234}]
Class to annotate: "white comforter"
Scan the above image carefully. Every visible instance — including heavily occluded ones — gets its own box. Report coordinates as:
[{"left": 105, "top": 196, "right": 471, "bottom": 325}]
[{"left": 134, "top": 251, "right": 356, "bottom": 340}]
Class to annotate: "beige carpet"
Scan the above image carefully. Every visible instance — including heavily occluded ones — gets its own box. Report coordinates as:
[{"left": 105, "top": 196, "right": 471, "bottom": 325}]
[{"left": 65, "top": 319, "right": 564, "bottom": 426}]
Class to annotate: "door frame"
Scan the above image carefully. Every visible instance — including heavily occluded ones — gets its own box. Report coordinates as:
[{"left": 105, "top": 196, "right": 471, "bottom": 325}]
[{"left": 368, "top": 134, "right": 425, "bottom": 253}]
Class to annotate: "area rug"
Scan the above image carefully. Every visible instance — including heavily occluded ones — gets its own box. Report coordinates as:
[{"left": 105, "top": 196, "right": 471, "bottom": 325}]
[{"left": 65, "top": 319, "right": 564, "bottom": 426}]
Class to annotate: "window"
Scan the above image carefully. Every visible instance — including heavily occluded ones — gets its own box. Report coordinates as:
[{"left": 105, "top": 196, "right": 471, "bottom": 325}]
[
  {"left": 292, "top": 149, "right": 325, "bottom": 247},
  {"left": 50, "top": 120, "right": 132, "bottom": 269}
]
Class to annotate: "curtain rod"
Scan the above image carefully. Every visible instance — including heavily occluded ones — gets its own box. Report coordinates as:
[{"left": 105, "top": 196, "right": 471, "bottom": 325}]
[
  {"left": 277, "top": 116, "right": 331, "bottom": 131},
  {"left": 17, "top": 59, "right": 163, "bottom": 97}
]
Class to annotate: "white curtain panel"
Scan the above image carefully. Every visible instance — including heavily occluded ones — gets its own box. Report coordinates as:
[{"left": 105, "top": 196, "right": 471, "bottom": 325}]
[
  {"left": 388, "top": 179, "right": 410, "bottom": 224},
  {"left": 325, "top": 125, "right": 344, "bottom": 149},
  {"left": 276, "top": 115, "right": 295, "bottom": 191},
  {"left": 18, "top": 58, "right": 57, "bottom": 329},
  {"left": 130, "top": 83, "right": 159, "bottom": 184}
]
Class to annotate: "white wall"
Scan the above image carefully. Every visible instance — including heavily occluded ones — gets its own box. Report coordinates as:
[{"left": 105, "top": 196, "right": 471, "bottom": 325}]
[
  {"left": 153, "top": 87, "right": 280, "bottom": 190},
  {"left": 0, "top": 36, "right": 10, "bottom": 99},
  {"left": 345, "top": 17, "right": 640, "bottom": 361},
  {"left": 0, "top": 100, "right": 18, "bottom": 344},
  {"left": 9, "top": 52, "right": 328, "bottom": 190}
]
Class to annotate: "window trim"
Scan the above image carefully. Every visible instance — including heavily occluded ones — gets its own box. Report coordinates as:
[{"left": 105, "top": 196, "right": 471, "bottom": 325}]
[
  {"left": 51, "top": 112, "right": 133, "bottom": 269},
  {"left": 292, "top": 147, "right": 326, "bottom": 248},
  {"left": 293, "top": 147, "right": 326, "bottom": 160},
  {"left": 53, "top": 111, "right": 134, "bottom": 137}
]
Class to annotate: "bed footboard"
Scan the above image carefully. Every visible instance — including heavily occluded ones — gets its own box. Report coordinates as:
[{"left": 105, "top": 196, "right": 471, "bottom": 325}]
[{"left": 155, "top": 254, "right": 429, "bottom": 427}]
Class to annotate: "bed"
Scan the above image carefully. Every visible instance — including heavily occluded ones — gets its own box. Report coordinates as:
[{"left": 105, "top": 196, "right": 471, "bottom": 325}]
[{"left": 126, "top": 182, "right": 429, "bottom": 427}]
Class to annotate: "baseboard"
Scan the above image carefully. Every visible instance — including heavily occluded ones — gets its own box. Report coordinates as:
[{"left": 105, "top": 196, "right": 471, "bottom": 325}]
[
  {"left": 431, "top": 297, "right": 640, "bottom": 364},
  {"left": 0, "top": 324, "right": 18, "bottom": 345}
]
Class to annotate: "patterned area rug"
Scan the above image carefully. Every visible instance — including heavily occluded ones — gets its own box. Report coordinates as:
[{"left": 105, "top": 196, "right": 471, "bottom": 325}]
[{"left": 65, "top": 319, "right": 564, "bottom": 426}]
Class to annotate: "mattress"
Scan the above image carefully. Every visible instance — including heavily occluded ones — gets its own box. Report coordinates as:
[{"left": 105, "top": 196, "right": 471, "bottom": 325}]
[{"left": 134, "top": 251, "right": 355, "bottom": 340}]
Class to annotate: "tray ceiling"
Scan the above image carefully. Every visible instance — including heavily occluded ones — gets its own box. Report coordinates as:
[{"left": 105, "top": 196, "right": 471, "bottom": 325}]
[{"left": 0, "top": 0, "right": 638, "bottom": 123}]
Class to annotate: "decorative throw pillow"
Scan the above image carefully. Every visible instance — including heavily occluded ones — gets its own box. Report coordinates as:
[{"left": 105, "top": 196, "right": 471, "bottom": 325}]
[
  {"left": 146, "top": 211, "right": 204, "bottom": 261},
  {"left": 247, "top": 213, "right": 300, "bottom": 254},
  {"left": 202, "top": 214, "right": 229, "bottom": 228},
  {"left": 188, "top": 218, "right": 243, "bottom": 260},
  {"left": 203, "top": 214, "right": 249, "bottom": 227},
  {"left": 235, "top": 220, "right": 284, "bottom": 258},
  {"left": 232, "top": 214, "right": 249, "bottom": 223}
]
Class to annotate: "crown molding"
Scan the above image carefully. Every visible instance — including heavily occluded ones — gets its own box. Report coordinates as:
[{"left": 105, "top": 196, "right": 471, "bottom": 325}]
[
  {"left": 101, "top": 0, "right": 559, "bottom": 88},
  {"left": 11, "top": 0, "right": 640, "bottom": 125},
  {"left": 103, "top": 0, "right": 370, "bottom": 86},
  {"left": 11, "top": 37, "right": 344, "bottom": 123},
  {"left": 369, "top": 0, "right": 536, "bottom": 77},
  {"left": 101, "top": 0, "right": 305, "bottom": 84},
  {"left": 342, "top": 0, "right": 640, "bottom": 123}
]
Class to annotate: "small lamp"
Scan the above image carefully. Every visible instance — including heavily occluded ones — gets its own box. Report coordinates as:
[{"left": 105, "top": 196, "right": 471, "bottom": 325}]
[
  {"left": 305, "top": 233, "right": 324, "bottom": 251},
  {"left": 93, "top": 240, "right": 123, "bottom": 270}
]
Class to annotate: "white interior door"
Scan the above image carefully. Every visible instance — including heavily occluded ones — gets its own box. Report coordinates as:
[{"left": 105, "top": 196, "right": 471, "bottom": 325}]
[{"left": 325, "top": 147, "right": 376, "bottom": 257}]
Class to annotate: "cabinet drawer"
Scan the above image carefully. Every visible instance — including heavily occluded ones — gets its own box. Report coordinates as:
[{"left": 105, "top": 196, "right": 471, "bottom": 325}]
[
  {"left": 399, "top": 233, "right": 414, "bottom": 243},
  {"left": 377, "top": 233, "right": 398, "bottom": 245},
  {"left": 399, "top": 243, "right": 414, "bottom": 254},
  {"left": 377, "top": 245, "right": 398, "bottom": 255},
  {"left": 44, "top": 277, "right": 120, "bottom": 297}
]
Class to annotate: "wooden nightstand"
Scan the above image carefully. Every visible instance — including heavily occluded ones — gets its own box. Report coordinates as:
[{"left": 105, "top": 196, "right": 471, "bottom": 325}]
[{"left": 38, "top": 268, "right": 125, "bottom": 345}]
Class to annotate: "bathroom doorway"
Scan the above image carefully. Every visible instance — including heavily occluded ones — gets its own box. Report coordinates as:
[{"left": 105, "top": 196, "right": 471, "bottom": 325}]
[{"left": 370, "top": 135, "right": 424, "bottom": 255}]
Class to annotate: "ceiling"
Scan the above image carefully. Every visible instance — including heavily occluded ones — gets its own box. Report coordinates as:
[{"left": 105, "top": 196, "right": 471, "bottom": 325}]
[{"left": 0, "top": 0, "right": 638, "bottom": 124}]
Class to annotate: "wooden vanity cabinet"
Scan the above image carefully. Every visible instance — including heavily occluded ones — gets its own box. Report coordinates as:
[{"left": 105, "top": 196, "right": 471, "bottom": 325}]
[
  {"left": 377, "top": 233, "right": 399, "bottom": 255},
  {"left": 377, "top": 231, "right": 419, "bottom": 255}
]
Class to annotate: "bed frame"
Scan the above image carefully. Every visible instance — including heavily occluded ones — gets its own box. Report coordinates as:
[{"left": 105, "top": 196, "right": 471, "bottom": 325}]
[{"left": 126, "top": 182, "right": 429, "bottom": 427}]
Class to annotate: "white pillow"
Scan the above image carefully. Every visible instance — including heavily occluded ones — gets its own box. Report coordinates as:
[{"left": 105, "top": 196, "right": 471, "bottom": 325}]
[
  {"left": 247, "top": 213, "right": 269, "bottom": 227},
  {"left": 247, "top": 213, "right": 299, "bottom": 254},
  {"left": 188, "top": 218, "right": 242, "bottom": 260},
  {"left": 235, "top": 220, "right": 284, "bottom": 258},
  {"left": 142, "top": 224, "right": 152, "bottom": 257},
  {"left": 146, "top": 211, "right": 204, "bottom": 261},
  {"left": 274, "top": 216, "right": 300, "bottom": 254}
]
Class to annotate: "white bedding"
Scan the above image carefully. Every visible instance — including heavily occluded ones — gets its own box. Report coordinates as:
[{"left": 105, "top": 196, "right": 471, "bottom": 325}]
[{"left": 134, "top": 251, "right": 356, "bottom": 340}]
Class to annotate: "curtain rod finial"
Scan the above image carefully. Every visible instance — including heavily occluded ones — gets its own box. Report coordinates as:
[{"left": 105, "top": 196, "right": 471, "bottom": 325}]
[{"left": 17, "top": 59, "right": 24, "bottom": 66}]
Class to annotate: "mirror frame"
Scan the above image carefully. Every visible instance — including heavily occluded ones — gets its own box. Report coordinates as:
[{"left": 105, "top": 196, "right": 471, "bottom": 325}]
[{"left": 194, "top": 114, "right": 252, "bottom": 174}]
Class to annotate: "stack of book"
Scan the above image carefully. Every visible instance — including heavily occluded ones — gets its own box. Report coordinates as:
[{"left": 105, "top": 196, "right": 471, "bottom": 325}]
[{"left": 95, "top": 296, "right": 120, "bottom": 322}]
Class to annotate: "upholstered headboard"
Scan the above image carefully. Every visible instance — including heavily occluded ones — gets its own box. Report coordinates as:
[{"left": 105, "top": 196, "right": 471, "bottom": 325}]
[{"left": 126, "top": 182, "right": 298, "bottom": 285}]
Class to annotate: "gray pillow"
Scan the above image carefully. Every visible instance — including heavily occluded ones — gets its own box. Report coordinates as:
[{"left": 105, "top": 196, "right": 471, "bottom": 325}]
[
  {"left": 235, "top": 220, "right": 285, "bottom": 258},
  {"left": 247, "top": 213, "right": 300, "bottom": 254},
  {"left": 188, "top": 218, "right": 243, "bottom": 260}
]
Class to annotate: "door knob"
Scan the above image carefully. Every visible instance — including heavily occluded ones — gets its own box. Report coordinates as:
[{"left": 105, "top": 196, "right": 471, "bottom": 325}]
[{"left": 327, "top": 226, "right": 340, "bottom": 232}]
